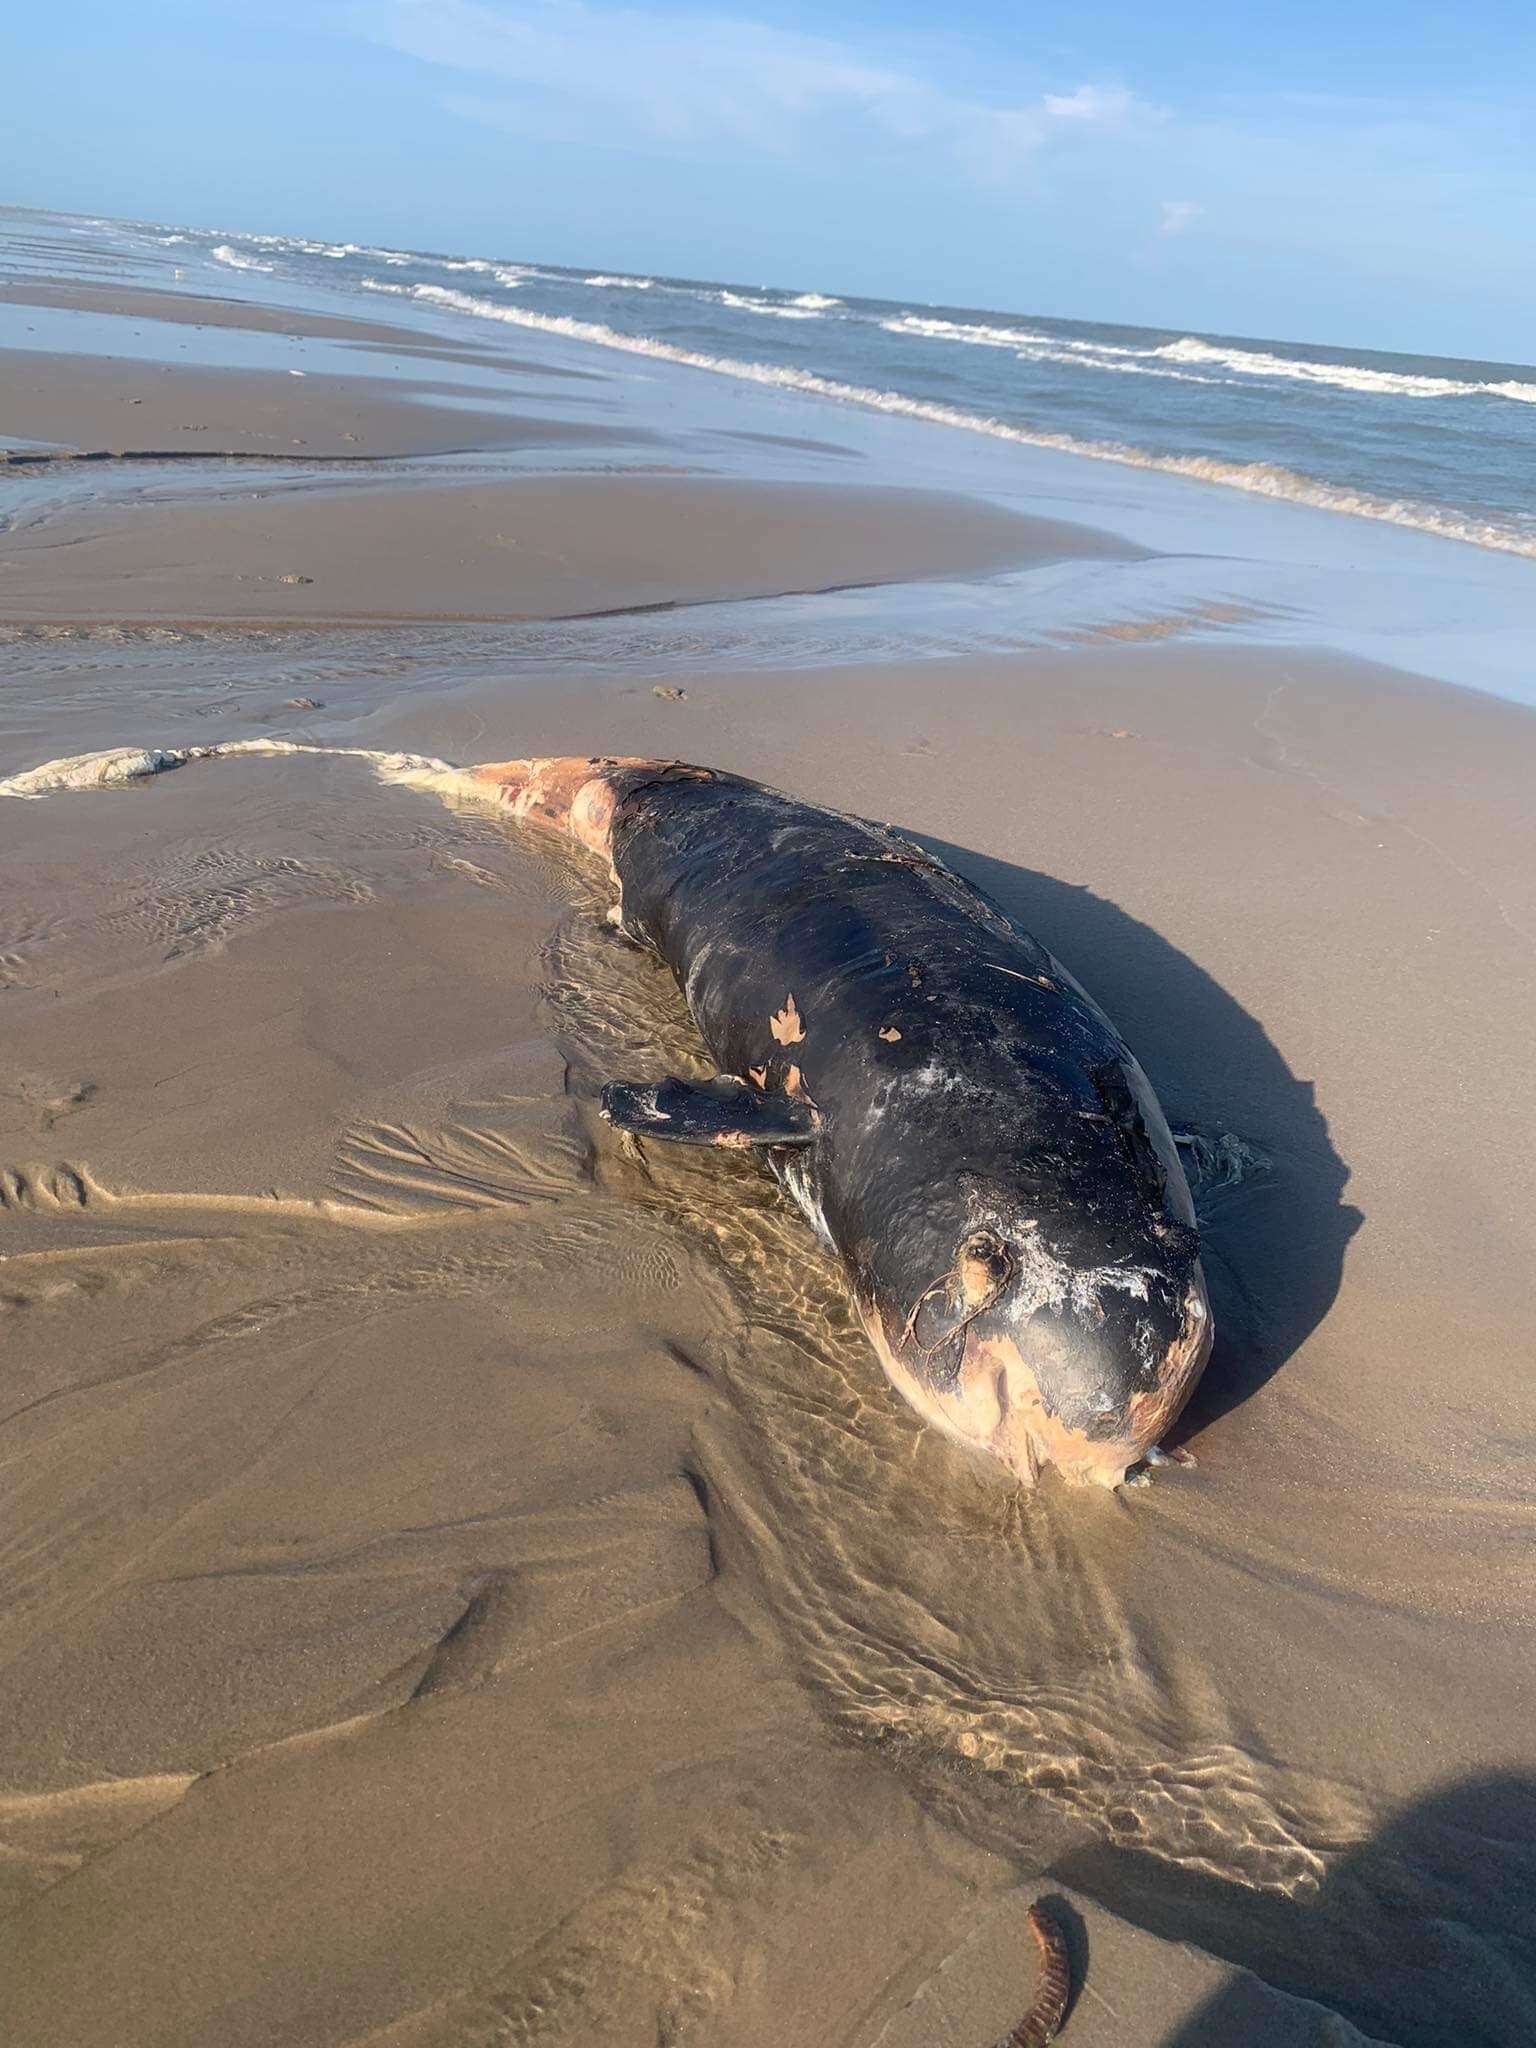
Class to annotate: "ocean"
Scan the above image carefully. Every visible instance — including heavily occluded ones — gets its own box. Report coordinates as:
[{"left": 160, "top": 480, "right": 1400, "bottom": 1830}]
[{"left": 138, "top": 219, "right": 1536, "bottom": 563}]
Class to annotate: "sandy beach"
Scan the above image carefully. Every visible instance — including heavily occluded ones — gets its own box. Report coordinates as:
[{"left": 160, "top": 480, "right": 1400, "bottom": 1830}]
[{"left": 1, "top": 224, "right": 1533, "bottom": 2048}]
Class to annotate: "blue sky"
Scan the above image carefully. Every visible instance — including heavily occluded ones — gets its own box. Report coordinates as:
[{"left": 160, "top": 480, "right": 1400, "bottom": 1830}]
[{"left": 5, "top": 0, "right": 1533, "bottom": 356}]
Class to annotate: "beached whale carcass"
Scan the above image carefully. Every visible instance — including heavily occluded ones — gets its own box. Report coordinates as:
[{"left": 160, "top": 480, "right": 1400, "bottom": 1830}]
[{"left": 469, "top": 752, "right": 1212, "bottom": 1489}]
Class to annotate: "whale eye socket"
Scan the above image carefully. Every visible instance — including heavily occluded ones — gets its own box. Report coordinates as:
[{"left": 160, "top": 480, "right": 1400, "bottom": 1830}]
[
  {"left": 901, "top": 1231, "right": 1014, "bottom": 1381},
  {"left": 958, "top": 1231, "right": 1012, "bottom": 1305}
]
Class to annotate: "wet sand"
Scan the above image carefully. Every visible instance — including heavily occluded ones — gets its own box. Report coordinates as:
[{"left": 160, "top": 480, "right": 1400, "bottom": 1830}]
[
  {"left": 1, "top": 260, "right": 1534, "bottom": 2048},
  {"left": 0, "top": 459, "right": 1137, "bottom": 621},
  {"left": 0, "top": 276, "right": 482, "bottom": 344},
  {"left": 0, "top": 275, "right": 533, "bottom": 350},
  {"left": 0, "top": 269, "right": 606, "bottom": 380},
  {"left": 0, "top": 349, "right": 635, "bottom": 464}
]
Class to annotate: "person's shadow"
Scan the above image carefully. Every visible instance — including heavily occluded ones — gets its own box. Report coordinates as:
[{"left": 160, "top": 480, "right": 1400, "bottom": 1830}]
[
  {"left": 1063, "top": 1770, "right": 1536, "bottom": 2046},
  {"left": 914, "top": 837, "right": 1362, "bottom": 1433}
]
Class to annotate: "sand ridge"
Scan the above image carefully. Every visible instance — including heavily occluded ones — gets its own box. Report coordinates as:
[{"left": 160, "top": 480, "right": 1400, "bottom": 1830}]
[
  {"left": 0, "top": 468, "right": 1141, "bottom": 625},
  {"left": 0, "top": 348, "right": 642, "bottom": 465}
]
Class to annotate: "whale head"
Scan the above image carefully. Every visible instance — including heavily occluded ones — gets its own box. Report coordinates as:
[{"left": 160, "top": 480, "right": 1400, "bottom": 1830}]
[
  {"left": 863, "top": 1205, "right": 1211, "bottom": 1488},
  {"left": 851, "top": 1029, "right": 1214, "bottom": 1500}
]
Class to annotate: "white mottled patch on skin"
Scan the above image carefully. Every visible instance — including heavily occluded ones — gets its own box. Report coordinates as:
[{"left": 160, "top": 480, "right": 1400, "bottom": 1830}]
[
  {"left": 683, "top": 942, "right": 714, "bottom": 1009},
  {"left": 904, "top": 1060, "right": 964, "bottom": 1096},
  {"left": 958, "top": 1202, "right": 1156, "bottom": 1327},
  {"left": 777, "top": 1152, "right": 833, "bottom": 1247}
]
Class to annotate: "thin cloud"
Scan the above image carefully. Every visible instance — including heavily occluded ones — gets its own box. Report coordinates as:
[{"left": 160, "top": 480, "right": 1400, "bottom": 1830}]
[
  {"left": 360, "top": 0, "right": 1154, "bottom": 181},
  {"left": 1044, "top": 85, "right": 1138, "bottom": 124},
  {"left": 1157, "top": 199, "right": 1203, "bottom": 236}
]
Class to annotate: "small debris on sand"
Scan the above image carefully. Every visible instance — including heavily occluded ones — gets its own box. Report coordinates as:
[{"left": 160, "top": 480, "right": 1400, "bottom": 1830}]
[
  {"left": 652, "top": 684, "right": 687, "bottom": 701},
  {"left": 1007, "top": 1902, "right": 1072, "bottom": 2045}
]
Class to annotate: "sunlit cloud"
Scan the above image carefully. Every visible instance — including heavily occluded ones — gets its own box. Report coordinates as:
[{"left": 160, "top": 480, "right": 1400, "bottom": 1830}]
[{"left": 361, "top": 0, "right": 1155, "bottom": 183}]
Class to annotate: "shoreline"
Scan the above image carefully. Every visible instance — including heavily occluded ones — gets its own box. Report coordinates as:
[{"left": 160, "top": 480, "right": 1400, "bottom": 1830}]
[{"left": 4, "top": 260, "right": 1535, "bottom": 707}]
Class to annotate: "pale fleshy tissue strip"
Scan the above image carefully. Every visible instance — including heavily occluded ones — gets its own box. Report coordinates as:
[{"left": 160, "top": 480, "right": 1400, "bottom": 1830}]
[{"left": 0, "top": 738, "right": 491, "bottom": 808}]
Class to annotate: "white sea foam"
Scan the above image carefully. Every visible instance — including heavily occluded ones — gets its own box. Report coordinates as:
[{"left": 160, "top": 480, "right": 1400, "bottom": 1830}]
[
  {"left": 0, "top": 739, "right": 492, "bottom": 807},
  {"left": 583, "top": 273, "right": 654, "bottom": 290},
  {"left": 790, "top": 293, "right": 841, "bottom": 310},
  {"left": 883, "top": 316, "right": 1215, "bottom": 384},
  {"left": 717, "top": 290, "right": 823, "bottom": 319},
  {"left": 211, "top": 245, "right": 274, "bottom": 274},
  {"left": 361, "top": 284, "right": 1536, "bottom": 559},
  {"left": 884, "top": 313, "right": 1058, "bottom": 351},
  {"left": 220, "top": 231, "right": 362, "bottom": 260},
  {"left": 237, "top": 232, "right": 332, "bottom": 256},
  {"left": 1155, "top": 335, "right": 1536, "bottom": 403},
  {"left": 884, "top": 313, "right": 1536, "bottom": 405}
]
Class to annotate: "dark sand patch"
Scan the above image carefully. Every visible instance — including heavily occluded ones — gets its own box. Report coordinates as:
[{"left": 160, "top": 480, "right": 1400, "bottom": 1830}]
[{"left": 715, "top": 427, "right": 863, "bottom": 459}]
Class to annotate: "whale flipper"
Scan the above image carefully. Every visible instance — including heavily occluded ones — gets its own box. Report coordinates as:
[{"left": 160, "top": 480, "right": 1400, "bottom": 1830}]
[{"left": 600, "top": 1075, "right": 819, "bottom": 1149}]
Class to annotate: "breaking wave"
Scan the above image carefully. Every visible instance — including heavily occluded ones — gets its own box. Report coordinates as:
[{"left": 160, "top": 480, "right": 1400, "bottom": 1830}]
[
  {"left": 884, "top": 313, "right": 1062, "bottom": 351},
  {"left": 1157, "top": 334, "right": 1536, "bottom": 403},
  {"left": 883, "top": 314, "right": 1536, "bottom": 405},
  {"left": 357, "top": 282, "right": 1536, "bottom": 559},
  {"left": 717, "top": 290, "right": 825, "bottom": 320},
  {"left": 883, "top": 316, "right": 1219, "bottom": 386},
  {"left": 210, "top": 244, "right": 274, "bottom": 274},
  {"left": 584, "top": 273, "right": 654, "bottom": 290}
]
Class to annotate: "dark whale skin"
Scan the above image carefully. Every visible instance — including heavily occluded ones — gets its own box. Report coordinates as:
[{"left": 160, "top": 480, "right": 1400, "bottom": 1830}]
[
  {"left": 463, "top": 753, "right": 1209, "bottom": 1485},
  {"left": 598, "top": 764, "right": 1212, "bottom": 1489}
]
